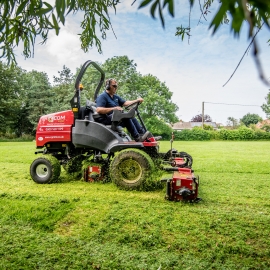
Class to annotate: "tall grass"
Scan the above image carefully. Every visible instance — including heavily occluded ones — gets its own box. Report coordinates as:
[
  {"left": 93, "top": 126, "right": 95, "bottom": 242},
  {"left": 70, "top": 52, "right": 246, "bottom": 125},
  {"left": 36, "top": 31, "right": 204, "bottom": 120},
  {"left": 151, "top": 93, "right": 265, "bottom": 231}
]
[{"left": 0, "top": 141, "right": 269, "bottom": 269}]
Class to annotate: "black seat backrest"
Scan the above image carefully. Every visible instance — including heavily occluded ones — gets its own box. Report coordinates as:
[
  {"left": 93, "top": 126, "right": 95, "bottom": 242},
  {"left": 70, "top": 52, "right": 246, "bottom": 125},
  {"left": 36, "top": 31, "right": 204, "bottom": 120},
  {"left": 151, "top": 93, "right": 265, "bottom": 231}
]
[{"left": 78, "top": 100, "right": 99, "bottom": 121}]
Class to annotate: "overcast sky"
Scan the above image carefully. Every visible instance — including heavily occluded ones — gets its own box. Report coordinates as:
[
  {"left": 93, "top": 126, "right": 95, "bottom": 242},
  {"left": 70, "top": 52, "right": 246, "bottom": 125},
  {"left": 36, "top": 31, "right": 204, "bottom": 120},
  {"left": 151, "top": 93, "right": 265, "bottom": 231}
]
[{"left": 15, "top": 0, "right": 270, "bottom": 124}]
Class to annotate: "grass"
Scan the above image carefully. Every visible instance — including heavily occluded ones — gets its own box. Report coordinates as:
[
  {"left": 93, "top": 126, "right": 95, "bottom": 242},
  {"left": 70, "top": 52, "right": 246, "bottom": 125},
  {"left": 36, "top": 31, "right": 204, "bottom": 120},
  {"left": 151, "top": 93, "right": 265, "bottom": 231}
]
[{"left": 0, "top": 141, "right": 269, "bottom": 269}]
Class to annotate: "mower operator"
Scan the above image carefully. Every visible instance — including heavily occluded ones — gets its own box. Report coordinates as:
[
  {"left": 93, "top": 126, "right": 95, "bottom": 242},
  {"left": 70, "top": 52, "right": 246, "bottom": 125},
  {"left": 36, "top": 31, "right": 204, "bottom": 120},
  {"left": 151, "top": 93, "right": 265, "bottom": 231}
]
[{"left": 95, "top": 78, "right": 150, "bottom": 142}]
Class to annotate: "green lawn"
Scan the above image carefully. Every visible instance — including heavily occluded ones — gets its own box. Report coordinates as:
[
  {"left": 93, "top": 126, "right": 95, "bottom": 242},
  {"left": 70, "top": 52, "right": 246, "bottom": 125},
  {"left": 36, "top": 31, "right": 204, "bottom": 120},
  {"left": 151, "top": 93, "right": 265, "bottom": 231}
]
[{"left": 0, "top": 141, "right": 269, "bottom": 269}]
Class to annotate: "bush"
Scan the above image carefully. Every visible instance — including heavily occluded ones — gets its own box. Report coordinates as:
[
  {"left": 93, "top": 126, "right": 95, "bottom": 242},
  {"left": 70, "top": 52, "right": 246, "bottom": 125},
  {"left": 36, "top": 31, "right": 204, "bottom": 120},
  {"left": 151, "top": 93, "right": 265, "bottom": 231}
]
[
  {"left": 254, "top": 129, "right": 270, "bottom": 140},
  {"left": 238, "top": 126, "right": 254, "bottom": 140},
  {"left": 0, "top": 133, "right": 34, "bottom": 142},
  {"left": 173, "top": 126, "right": 270, "bottom": 141},
  {"left": 174, "top": 127, "right": 211, "bottom": 141}
]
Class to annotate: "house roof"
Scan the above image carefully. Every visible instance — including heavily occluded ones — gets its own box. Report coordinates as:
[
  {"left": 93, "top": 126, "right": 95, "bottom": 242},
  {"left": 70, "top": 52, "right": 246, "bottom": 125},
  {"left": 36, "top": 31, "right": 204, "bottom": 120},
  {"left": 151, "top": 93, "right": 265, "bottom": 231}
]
[
  {"left": 172, "top": 121, "right": 218, "bottom": 130},
  {"left": 172, "top": 122, "right": 192, "bottom": 130},
  {"left": 256, "top": 119, "right": 270, "bottom": 128}
]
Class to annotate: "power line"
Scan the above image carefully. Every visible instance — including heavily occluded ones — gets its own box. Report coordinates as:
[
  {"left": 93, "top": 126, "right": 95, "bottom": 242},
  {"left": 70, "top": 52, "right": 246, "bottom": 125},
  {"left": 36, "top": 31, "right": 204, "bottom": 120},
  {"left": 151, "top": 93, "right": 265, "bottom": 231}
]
[{"left": 204, "top": 102, "right": 261, "bottom": 107}]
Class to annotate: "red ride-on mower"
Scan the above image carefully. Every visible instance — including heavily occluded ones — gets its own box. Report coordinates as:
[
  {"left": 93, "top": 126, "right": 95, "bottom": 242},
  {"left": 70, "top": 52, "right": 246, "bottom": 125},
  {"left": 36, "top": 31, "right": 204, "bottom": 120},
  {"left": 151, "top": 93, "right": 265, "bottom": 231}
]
[{"left": 30, "top": 60, "right": 200, "bottom": 201}]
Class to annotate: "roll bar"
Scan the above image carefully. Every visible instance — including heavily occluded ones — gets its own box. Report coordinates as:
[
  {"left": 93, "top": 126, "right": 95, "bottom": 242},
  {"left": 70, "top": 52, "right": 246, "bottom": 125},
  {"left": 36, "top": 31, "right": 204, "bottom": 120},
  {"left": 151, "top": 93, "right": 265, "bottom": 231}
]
[{"left": 74, "top": 60, "right": 105, "bottom": 101}]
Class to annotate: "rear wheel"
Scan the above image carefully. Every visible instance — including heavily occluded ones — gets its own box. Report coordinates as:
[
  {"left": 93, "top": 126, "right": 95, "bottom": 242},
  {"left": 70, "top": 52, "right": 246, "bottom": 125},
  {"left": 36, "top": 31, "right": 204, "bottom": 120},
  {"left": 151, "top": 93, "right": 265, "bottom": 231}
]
[
  {"left": 30, "top": 155, "right": 61, "bottom": 184},
  {"left": 110, "top": 149, "right": 154, "bottom": 190}
]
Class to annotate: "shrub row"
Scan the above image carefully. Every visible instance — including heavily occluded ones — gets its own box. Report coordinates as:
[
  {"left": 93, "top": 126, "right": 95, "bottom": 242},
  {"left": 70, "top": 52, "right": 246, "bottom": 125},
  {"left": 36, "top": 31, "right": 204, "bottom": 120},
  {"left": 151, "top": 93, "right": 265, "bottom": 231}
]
[
  {"left": 0, "top": 133, "right": 34, "bottom": 142},
  {"left": 173, "top": 127, "right": 270, "bottom": 141}
]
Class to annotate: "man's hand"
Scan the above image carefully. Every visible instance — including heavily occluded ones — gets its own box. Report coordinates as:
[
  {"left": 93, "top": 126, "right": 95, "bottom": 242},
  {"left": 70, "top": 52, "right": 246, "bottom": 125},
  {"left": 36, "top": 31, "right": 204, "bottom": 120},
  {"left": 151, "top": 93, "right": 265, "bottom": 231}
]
[
  {"left": 137, "top": 97, "right": 143, "bottom": 103},
  {"left": 114, "top": 106, "right": 123, "bottom": 111}
]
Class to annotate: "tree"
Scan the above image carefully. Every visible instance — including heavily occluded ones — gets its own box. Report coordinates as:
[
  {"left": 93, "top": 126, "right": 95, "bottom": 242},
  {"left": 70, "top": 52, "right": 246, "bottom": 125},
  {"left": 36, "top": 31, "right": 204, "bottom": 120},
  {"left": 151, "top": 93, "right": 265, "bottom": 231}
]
[
  {"left": 1, "top": 0, "right": 269, "bottom": 73},
  {"left": 136, "top": 74, "right": 178, "bottom": 124},
  {"left": 144, "top": 116, "right": 173, "bottom": 140},
  {"left": 227, "top": 116, "right": 239, "bottom": 129},
  {"left": 240, "top": 113, "right": 262, "bottom": 127},
  {"left": 261, "top": 90, "right": 270, "bottom": 118},
  {"left": 191, "top": 114, "right": 212, "bottom": 122},
  {"left": 101, "top": 56, "right": 140, "bottom": 101},
  {"left": 24, "top": 70, "right": 52, "bottom": 130},
  {"left": 50, "top": 65, "right": 75, "bottom": 113},
  {"left": 0, "top": 62, "right": 25, "bottom": 134}
]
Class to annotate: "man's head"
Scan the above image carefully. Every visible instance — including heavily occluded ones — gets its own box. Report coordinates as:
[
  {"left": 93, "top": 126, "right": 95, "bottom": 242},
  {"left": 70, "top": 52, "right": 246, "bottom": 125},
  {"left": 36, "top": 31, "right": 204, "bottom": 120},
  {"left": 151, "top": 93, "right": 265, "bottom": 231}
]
[{"left": 105, "top": 78, "right": 118, "bottom": 94}]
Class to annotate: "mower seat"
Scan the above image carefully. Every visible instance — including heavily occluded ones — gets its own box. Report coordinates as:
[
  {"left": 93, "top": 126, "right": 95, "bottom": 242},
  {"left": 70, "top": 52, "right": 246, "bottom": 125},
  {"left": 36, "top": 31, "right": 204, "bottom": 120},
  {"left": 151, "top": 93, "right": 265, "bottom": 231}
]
[{"left": 83, "top": 101, "right": 130, "bottom": 137}]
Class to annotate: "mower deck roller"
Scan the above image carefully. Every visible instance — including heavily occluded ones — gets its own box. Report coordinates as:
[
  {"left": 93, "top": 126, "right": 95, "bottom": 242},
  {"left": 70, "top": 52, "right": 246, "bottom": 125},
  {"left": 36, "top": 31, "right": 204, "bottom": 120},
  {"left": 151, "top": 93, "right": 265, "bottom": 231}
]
[{"left": 30, "top": 60, "right": 200, "bottom": 201}]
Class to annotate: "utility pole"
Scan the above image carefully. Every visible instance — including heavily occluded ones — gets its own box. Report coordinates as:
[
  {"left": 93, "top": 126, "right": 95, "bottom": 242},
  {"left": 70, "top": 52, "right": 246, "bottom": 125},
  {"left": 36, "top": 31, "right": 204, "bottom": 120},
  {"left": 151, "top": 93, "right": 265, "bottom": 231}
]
[{"left": 202, "top": 101, "right": 204, "bottom": 128}]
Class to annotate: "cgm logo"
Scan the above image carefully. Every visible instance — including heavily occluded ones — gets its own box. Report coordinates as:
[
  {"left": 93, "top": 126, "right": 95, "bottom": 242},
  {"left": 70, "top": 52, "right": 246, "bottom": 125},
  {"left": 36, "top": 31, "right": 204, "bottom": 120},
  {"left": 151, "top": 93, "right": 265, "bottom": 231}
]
[{"left": 47, "top": 115, "right": 65, "bottom": 122}]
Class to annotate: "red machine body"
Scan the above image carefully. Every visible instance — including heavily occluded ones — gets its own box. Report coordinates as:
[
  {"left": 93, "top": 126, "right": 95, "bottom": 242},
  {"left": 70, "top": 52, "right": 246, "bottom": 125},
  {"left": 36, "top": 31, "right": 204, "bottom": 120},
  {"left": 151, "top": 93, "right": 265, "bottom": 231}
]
[
  {"left": 164, "top": 164, "right": 200, "bottom": 202},
  {"left": 36, "top": 110, "right": 74, "bottom": 148}
]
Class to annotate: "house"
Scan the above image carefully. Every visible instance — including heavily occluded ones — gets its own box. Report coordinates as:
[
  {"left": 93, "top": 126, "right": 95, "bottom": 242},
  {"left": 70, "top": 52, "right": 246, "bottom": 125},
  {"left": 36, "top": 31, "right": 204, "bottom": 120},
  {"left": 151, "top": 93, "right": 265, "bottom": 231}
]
[
  {"left": 172, "top": 121, "right": 218, "bottom": 131},
  {"left": 256, "top": 119, "right": 270, "bottom": 129}
]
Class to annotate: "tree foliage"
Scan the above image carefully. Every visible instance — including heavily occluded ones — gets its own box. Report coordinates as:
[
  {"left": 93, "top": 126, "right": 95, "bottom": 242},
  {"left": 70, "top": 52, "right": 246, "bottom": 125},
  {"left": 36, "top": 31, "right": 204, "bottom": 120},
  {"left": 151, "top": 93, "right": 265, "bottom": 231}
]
[
  {"left": 1, "top": 0, "right": 270, "bottom": 68},
  {"left": 240, "top": 113, "right": 262, "bottom": 127},
  {"left": 0, "top": 0, "right": 118, "bottom": 65},
  {"left": 261, "top": 90, "right": 270, "bottom": 119},
  {"left": 191, "top": 114, "right": 212, "bottom": 122},
  {"left": 0, "top": 62, "right": 24, "bottom": 133},
  {"left": 50, "top": 65, "right": 75, "bottom": 113},
  {"left": 227, "top": 116, "right": 240, "bottom": 129}
]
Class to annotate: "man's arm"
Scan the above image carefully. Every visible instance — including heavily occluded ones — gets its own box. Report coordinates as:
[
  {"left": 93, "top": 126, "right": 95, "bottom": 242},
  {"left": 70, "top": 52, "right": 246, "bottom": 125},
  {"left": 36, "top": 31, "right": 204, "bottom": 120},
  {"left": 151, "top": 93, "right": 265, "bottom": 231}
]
[
  {"left": 123, "top": 97, "right": 143, "bottom": 107},
  {"left": 96, "top": 106, "right": 123, "bottom": 114}
]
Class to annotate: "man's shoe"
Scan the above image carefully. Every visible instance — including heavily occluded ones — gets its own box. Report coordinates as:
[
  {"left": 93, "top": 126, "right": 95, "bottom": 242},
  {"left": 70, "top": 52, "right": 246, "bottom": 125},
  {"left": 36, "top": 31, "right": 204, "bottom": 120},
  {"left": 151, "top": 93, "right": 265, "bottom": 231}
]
[
  {"left": 153, "top": 136, "right": 162, "bottom": 141},
  {"left": 135, "top": 131, "right": 150, "bottom": 142}
]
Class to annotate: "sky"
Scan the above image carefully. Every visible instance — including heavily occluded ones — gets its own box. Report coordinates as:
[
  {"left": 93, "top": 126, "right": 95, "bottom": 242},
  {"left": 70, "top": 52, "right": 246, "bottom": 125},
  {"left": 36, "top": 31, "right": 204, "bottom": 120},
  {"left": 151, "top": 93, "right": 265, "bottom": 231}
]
[{"left": 15, "top": 0, "right": 270, "bottom": 125}]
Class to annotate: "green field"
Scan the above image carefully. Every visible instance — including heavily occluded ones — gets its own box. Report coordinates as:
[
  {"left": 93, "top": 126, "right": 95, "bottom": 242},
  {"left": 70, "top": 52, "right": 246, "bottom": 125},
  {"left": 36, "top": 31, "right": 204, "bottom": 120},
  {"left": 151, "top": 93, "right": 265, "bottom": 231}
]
[{"left": 0, "top": 141, "right": 269, "bottom": 269}]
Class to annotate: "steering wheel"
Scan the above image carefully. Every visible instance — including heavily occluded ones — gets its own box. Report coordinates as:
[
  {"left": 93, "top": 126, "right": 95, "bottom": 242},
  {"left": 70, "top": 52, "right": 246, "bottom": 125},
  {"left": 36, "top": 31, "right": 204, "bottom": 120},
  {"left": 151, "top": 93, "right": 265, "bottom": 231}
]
[{"left": 124, "top": 100, "right": 140, "bottom": 111}]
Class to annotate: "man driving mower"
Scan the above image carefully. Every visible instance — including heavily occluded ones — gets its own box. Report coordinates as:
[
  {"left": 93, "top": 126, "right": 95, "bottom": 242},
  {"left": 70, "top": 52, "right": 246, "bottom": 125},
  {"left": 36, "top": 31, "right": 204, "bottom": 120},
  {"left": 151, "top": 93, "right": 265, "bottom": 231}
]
[{"left": 95, "top": 78, "right": 152, "bottom": 142}]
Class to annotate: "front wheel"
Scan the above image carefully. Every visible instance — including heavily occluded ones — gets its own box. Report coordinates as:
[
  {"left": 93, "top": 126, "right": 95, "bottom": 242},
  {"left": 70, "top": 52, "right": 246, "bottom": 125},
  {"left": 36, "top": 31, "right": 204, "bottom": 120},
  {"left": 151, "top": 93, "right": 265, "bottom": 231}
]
[
  {"left": 110, "top": 149, "right": 154, "bottom": 190},
  {"left": 30, "top": 155, "right": 61, "bottom": 184}
]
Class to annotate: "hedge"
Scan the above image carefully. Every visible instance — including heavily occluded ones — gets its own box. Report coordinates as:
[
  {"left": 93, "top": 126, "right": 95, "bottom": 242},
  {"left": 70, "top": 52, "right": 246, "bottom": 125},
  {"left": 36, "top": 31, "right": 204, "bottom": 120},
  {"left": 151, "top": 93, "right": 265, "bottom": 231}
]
[{"left": 173, "top": 126, "right": 270, "bottom": 141}]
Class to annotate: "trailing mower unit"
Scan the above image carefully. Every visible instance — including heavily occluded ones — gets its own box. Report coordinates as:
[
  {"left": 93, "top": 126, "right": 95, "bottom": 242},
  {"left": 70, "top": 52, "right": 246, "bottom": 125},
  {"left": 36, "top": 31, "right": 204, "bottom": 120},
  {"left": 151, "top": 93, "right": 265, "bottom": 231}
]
[{"left": 30, "top": 60, "right": 200, "bottom": 202}]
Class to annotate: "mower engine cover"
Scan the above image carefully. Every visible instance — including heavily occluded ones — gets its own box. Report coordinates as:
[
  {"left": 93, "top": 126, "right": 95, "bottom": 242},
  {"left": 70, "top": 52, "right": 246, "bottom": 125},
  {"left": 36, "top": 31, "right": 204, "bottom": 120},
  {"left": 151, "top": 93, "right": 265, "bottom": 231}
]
[{"left": 36, "top": 110, "right": 74, "bottom": 148}]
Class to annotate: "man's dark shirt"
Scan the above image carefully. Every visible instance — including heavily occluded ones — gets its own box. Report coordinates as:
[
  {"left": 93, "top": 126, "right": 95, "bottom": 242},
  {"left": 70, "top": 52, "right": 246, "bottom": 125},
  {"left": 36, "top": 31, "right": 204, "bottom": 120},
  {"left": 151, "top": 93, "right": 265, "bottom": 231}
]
[{"left": 96, "top": 91, "right": 126, "bottom": 115}]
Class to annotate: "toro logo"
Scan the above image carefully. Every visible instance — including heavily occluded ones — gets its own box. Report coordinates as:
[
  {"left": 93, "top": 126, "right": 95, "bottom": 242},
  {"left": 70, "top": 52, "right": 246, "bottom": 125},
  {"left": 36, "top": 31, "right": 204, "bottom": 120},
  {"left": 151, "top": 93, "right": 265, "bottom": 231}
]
[{"left": 47, "top": 115, "right": 65, "bottom": 122}]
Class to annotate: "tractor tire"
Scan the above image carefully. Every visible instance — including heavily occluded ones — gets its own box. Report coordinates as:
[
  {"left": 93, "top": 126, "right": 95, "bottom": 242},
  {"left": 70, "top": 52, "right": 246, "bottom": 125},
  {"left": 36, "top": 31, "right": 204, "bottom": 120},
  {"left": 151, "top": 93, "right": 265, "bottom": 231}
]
[
  {"left": 110, "top": 149, "right": 154, "bottom": 190},
  {"left": 30, "top": 155, "right": 61, "bottom": 184}
]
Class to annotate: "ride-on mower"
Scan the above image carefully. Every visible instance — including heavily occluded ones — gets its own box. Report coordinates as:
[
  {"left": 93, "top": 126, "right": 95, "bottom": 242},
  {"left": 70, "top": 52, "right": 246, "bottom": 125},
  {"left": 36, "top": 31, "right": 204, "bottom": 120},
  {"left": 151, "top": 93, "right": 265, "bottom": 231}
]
[{"left": 30, "top": 60, "right": 200, "bottom": 202}]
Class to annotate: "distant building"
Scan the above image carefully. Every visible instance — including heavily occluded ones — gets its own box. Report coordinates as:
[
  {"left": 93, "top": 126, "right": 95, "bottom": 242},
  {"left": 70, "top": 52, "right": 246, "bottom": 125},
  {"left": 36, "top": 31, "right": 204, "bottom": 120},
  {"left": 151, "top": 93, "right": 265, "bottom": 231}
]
[
  {"left": 256, "top": 119, "right": 270, "bottom": 129},
  {"left": 172, "top": 121, "right": 218, "bottom": 131}
]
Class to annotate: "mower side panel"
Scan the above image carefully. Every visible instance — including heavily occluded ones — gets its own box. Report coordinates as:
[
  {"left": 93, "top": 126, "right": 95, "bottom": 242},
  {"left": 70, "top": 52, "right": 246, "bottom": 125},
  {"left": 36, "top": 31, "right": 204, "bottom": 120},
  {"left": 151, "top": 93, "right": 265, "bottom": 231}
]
[
  {"left": 72, "top": 120, "right": 132, "bottom": 153},
  {"left": 36, "top": 110, "right": 74, "bottom": 147}
]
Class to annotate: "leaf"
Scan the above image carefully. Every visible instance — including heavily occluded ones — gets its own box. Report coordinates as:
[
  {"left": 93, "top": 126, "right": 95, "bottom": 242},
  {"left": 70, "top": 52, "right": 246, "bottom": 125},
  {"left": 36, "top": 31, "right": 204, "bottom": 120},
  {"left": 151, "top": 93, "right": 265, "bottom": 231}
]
[
  {"left": 15, "top": 0, "right": 29, "bottom": 16},
  {"left": 35, "top": 8, "right": 53, "bottom": 16},
  {"left": 209, "top": 1, "right": 229, "bottom": 34},
  {"left": 139, "top": 0, "right": 153, "bottom": 9},
  {"left": 67, "top": 0, "right": 76, "bottom": 15},
  {"left": 55, "top": 0, "right": 62, "bottom": 17},
  {"left": 43, "top": 2, "right": 53, "bottom": 10},
  {"left": 163, "top": 0, "right": 174, "bottom": 17},
  {"left": 158, "top": 1, "right": 165, "bottom": 27},
  {"left": 150, "top": 0, "right": 159, "bottom": 19},
  {"left": 52, "top": 14, "right": 59, "bottom": 35},
  {"left": 189, "top": 0, "right": 195, "bottom": 7}
]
